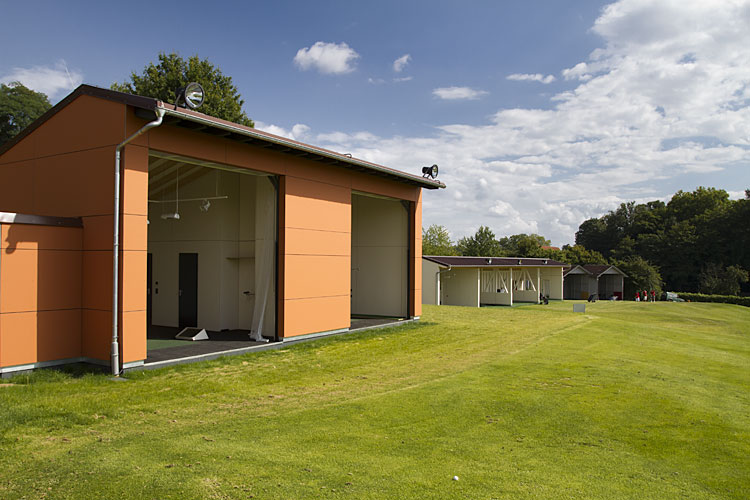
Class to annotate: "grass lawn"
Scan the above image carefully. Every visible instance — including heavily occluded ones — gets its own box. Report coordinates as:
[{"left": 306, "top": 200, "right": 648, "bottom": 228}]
[{"left": 1, "top": 301, "right": 748, "bottom": 499}]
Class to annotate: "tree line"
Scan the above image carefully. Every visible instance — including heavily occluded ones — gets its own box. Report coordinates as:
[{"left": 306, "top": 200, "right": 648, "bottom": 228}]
[{"left": 424, "top": 187, "right": 749, "bottom": 297}]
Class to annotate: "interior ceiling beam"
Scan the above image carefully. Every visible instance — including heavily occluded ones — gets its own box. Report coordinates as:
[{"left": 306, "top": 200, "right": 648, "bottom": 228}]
[
  {"left": 148, "top": 162, "right": 186, "bottom": 186},
  {"left": 148, "top": 157, "right": 170, "bottom": 170},
  {"left": 149, "top": 167, "right": 211, "bottom": 201},
  {"left": 148, "top": 164, "right": 204, "bottom": 198}
]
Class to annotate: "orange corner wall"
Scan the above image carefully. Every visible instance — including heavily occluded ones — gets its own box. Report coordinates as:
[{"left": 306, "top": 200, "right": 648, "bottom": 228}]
[{"left": 0, "top": 223, "right": 82, "bottom": 368}]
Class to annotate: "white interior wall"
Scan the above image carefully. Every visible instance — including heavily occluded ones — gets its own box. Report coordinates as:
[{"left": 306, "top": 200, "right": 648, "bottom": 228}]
[
  {"left": 540, "top": 267, "right": 563, "bottom": 300},
  {"left": 351, "top": 194, "right": 408, "bottom": 317},
  {"left": 440, "top": 268, "right": 479, "bottom": 307},
  {"left": 148, "top": 167, "right": 273, "bottom": 332}
]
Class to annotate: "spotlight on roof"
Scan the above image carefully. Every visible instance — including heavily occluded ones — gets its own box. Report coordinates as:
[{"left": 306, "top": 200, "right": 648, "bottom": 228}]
[
  {"left": 175, "top": 82, "right": 205, "bottom": 110},
  {"left": 161, "top": 212, "right": 180, "bottom": 220},
  {"left": 422, "top": 164, "right": 439, "bottom": 179}
]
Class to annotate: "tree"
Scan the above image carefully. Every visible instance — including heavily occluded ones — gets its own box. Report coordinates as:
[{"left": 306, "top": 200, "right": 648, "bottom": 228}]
[
  {"left": 112, "top": 52, "right": 254, "bottom": 127},
  {"left": 456, "top": 226, "right": 501, "bottom": 256},
  {"left": 0, "top": 82, "right": 52, "bottom": 146},
  {"left": 699, "top": 264, "right": 749, "bottom": 295},
  {"left": 575, "top": 217, "right": 610, "bottom": 257},
  {"left": 613, "top": 256, "right": 663, "bottom": 298},
  {"left": 422, "top": 225, "right": 457, "bottom": 256},
  {"left": 497, "top": 233, "right": 550, "bottom": 257},
  {"left": 553, "top": 244, "right": 607, "bottom": 267}
]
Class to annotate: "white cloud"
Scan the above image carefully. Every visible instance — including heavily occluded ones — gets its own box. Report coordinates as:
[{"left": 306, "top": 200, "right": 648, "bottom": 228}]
[
  {"left": 507, "top": 73, "right": 557, "bottom": 84},
  {"left": 293, "top": 41, "right": 360, "bottom": 74},
  {"left": 394, "top": 76, "right": 413, "bottom": 83},
  {"left": 393, "top": 54, "right": 411, "bottom": 72},
  {"left": 254, "top": 121, "right": 311, "bottom": 141},
  {"left": 0, "top": 60, "right": 83, "bottom": 102},
  {"left": 432, "top": 86, "right": 488, "bottom": 100},
  {"left": 311, "top": 0, "right": 750, "bottom": 246}
]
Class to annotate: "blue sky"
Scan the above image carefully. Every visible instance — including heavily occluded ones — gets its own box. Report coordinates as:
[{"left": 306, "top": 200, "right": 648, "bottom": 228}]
[{"left": 2, "top": 0, "right": 749, "bottom": 245}]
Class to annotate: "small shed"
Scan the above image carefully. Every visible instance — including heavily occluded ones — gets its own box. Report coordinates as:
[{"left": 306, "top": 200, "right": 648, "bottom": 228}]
[
  {"left": 563, "top": 264, "right": 626, "bottom": 300},
  {"left": 422, "top": 256, "right": 565, "bottom": 307}
]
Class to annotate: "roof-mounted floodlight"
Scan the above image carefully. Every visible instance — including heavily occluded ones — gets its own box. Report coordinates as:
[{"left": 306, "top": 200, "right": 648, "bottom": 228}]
[
  {"left": 422, "top": 164, "right": 439, "bottom": 179},
  {"left": 175, "top": 82, "right": 205, "bottom": 110}
]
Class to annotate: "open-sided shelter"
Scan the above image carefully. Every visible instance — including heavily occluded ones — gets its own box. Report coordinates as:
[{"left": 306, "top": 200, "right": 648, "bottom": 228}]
[
  {"left": 0, "top": 85, "right": 444, "bottom": 377},
  {"left": 563, "top": 264, "right": 626, "bottom": 300},
  {"left": 422, "top": 256, "right": 565, "bottom": 307}
]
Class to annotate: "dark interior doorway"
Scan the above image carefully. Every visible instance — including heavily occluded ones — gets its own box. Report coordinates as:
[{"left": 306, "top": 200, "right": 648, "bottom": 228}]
[{"left": 179, "top": 253, "right": 198, "bottom": 328}]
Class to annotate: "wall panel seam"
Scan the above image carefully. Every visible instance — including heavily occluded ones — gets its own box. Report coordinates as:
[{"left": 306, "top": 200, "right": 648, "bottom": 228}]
[
  {"left": 284, "top": 294, "right": 350, "bottom": 301},
  {"left": 0, "top": 308, "right": 82, "bottom": 314}
]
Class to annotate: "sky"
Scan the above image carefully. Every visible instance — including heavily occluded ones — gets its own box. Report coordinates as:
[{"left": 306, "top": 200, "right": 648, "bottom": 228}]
[{"left": 2, "top": 0, "right": 749, "bottom": 246}]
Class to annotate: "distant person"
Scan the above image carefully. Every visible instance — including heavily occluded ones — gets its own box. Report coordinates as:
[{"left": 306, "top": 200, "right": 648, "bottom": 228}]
[
  {"left": 650, "top": 290, "right": 656, "bottom": 302},
  {"left": 635, "top": 292, "right": 640, "bottom": 302},
  {"left": 643, "top": 290, "right": 647, "bottom": 303}
]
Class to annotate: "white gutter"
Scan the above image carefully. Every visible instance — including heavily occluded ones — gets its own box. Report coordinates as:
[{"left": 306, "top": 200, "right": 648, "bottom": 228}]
[{"left": 111, "top": 108, "right": 165, "bottom": 376}]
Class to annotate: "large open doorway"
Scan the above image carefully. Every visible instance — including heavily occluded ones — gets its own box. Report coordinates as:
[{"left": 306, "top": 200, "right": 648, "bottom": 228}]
[
  {"left": 350, "top": 192, "right": 409, "bottom": 325},
  {"left": 146, "top": 152, "right": 277, "bottom": 361}
]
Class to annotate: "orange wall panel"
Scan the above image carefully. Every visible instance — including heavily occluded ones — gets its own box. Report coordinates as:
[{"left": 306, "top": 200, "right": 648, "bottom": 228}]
[
  {"left": 121, "top": 310, "right": 146, "bottom": 363},
  {"left": 284, "top": 296, "right": 350, "bottom": 337},
  {"left": 33, "top": 148, "right": 115, "bottom": 217},
  {"left": 284, "top": 255, "right": 350, "bottom": 300},
  {"left": 0, "top": 248, "right": 38, "bottom": 313},
  {"left": 0, "top": 160, "right": 35, "bottom": 213},
  {"left": 225, "top": 142, "right": 287, "bottom": 176},
  {"left": 122, "top": 144, "right": 149, "bottom": 216},
  {"left": 285, "top": 227, "right": 349, "bottom": 256},
  {"left": 285, "top": 177, "right": 351, "bottom": 232},
  {"left": 121, "top": 251, "right": 146, "bottom": 312},
  {"left": 81, "top": 309, "right": 110, "bottom": 361},
  {"left": 285, "top": 157, "right": 353, "bottom": 188},
  {"left": 413, "top": 294, "right": 422, "bottom": 317},
  {"left": 148, "top": 126, "right": 227, "bottom": 164},
  {"left": 36, "top": 309, "right": 82, "bottom": 362},
  {"left": 0, "top": 312, "right": 37, "bottom": 367},
  {"left": 0, "top": 133, "right": 35, "bottom": 165},
  {"left": 82, "top": 215, "right": 145, "bottom": 252},
  {"left": 82, "top": 215, "right": 113, "bottom": 251},
  {"left": 82, "top": 251, "right": 113, "bottom": 312},
  {"left": 33, "top": 95, "right": 125, "bottom": 157},
  {"left": 351, "top": 171, "right": 420, "bottom": 201},
  {"left": 122, "top": 215, "right": 148, "bottom": 251},
  {"left": 2, "top": 224, "right": 82, "bottom": 251}
]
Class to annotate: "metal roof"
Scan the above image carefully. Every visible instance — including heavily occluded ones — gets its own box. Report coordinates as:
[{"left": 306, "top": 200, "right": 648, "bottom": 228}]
[
  {"left": 563, "top": 264, "right": 627, "bottom": 278},
  {"left": 0, "top": 85, "right": 445, "bottom": 190},
  {"left": 423, "top": 255, "right": 566, "bottom": 268}
]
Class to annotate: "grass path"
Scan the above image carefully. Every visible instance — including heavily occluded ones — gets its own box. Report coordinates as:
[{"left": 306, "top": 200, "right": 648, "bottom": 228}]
[{"left": 1, "top": 302, "right": 748, "bottom": 499}]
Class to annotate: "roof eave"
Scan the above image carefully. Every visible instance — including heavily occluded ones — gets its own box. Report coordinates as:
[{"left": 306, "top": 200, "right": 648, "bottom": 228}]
[{"left": 156, "top": 105, "right": 445, "bottom": 190}]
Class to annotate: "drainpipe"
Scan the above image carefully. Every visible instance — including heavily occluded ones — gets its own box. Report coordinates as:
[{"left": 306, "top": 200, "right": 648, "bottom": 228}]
[
  {"left": 111, "top": 108, "right": 165, "bottom": 376},
  {"left": 436, "top": 265, "right": 452, "bottom": 305}
]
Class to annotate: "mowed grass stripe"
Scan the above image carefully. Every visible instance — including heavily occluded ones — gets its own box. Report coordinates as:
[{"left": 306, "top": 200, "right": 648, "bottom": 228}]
[{"left": 0, "top": 302, "right": 748, "bottom": 499}]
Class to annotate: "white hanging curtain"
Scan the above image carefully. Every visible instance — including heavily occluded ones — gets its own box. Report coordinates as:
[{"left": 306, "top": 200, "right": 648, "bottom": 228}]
[{"left": 250, "top": 177, "right": 276, "bottom": 341}]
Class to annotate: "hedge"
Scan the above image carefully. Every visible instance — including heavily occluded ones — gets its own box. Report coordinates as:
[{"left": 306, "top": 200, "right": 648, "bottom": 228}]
[{"left": 673, "top": 292, "right": 750, "bottom": 307}]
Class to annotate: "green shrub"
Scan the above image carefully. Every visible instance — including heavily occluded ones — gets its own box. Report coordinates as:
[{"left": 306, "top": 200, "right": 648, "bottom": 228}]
[{"left": 673, "top": 292, "right": 750, "bottom": 307}]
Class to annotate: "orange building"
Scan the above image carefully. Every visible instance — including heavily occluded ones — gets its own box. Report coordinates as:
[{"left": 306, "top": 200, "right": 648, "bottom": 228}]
[{"left": 0, "top": 85, "right": 444, "bottom": 377}]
